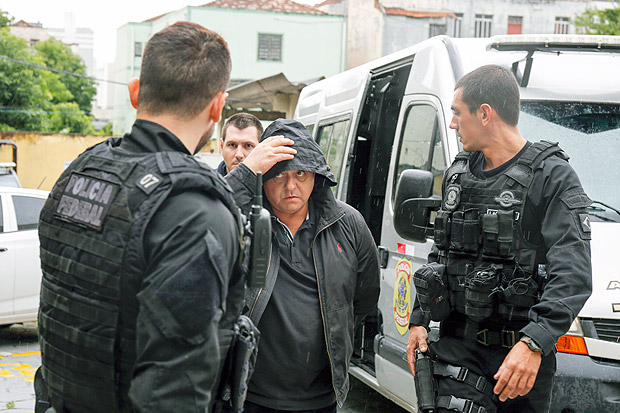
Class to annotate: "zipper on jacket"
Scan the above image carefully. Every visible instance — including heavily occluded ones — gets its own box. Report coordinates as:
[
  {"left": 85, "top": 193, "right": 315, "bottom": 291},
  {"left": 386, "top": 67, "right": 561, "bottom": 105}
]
[
  {"left": 312, "top": 211, "right": 345, "bottom": 405},
  {"left": 249, "top": 244, "right": 273, "bottom": 319}
]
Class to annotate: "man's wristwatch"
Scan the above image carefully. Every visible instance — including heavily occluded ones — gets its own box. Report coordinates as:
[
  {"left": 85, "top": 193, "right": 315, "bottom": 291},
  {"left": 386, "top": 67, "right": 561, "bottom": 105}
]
[{"left": 520, "top": 335, "right": 543, "bottom": 354}]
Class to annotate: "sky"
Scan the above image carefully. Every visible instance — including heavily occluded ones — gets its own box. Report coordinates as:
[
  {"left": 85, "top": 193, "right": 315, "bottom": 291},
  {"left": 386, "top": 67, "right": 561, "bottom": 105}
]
[{"left": 2, "top": 0, "right": 318, "bottom": 64}]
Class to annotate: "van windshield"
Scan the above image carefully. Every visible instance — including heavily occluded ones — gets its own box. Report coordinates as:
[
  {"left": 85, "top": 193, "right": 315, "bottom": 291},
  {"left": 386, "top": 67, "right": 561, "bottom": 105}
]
[{"left": 519, "top": 101, "right": 620, "bottom": 221}]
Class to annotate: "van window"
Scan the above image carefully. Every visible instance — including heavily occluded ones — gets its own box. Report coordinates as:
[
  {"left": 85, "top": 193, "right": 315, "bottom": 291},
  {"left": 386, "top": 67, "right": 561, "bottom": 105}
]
[
  {"left": 316, "top": 118, "right": 351, "bottom": 185},
  {"left": 393, "top": 104, "right": 446, "bottom": 200}
]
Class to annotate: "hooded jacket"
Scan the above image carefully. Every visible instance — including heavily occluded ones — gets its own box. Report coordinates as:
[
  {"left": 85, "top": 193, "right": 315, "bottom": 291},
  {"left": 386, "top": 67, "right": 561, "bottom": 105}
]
[{"left": 225, "top": 119, "right": 380, "bottom": 407}]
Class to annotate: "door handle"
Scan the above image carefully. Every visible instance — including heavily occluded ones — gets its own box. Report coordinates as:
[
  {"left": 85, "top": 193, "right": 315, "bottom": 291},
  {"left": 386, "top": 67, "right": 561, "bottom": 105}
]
[
  {"left": 378, "top": 246, "right": 389, "bottom": 269},
  {"left": 0, "top": 247, "right": 7, "bottom": 252}
]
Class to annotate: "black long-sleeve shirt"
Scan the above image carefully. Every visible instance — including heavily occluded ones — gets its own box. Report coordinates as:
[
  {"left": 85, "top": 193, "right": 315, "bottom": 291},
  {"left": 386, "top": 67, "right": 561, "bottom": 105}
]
[{"left": 120, "top": 121, "right": 243, "bottom": 411}]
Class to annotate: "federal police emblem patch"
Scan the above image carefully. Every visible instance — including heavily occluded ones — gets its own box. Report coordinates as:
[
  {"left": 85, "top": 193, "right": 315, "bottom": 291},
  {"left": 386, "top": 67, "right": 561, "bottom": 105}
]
[
  {"left": 494, "top": 190, "right": 522, "bottom": 208},
  {"left": 55, "top": 172, "right": 120, "bottom": 231},
  {"left": 444, "top": 184, "right": 461, "bottom": 211}
]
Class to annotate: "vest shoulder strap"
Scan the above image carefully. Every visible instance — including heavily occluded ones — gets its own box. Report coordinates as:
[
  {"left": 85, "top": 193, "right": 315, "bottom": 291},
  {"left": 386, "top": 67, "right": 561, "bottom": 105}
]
[
  {"left": 518, "top": 140, "right": 569, "bottom": 170},
  {"left": 446, "top": 151, "right": 471, "bottom": 182}
]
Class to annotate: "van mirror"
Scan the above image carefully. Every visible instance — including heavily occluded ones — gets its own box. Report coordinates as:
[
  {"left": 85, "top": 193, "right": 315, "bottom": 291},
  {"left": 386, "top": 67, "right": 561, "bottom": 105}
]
[{"left": 393, "top": 169, "right": 441, "bottom": 242}]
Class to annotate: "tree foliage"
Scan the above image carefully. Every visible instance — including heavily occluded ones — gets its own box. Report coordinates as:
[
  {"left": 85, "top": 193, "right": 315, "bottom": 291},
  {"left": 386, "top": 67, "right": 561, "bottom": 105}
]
[
  {"left": 0, "top": 11, "right": 96, "bottom": 134},
  {"left": 574, "top": 4, "right": 620, "bottom": 35},
  {"left": 0, "top": 28, "right": 50, "bottom": 131},
  {"left": 0, "top": 10, "right": 12, "bottom": 28},
  {"left": 35, "top": 38, "right": 97, "bottom": 113}
]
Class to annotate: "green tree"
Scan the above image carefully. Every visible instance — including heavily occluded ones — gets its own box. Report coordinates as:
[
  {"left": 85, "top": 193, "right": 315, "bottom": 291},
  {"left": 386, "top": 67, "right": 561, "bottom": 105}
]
[
  {"left": 0, "top": 28, "right": 49, "bottom": 131},
  {"left": 0, "top": 28, "right": 95, "bottom": 134},
  {"left": 574, "top": 4, "right": 620, "bottom": 35},
  {"left": 0, "top": 9, "right": 13, "bottom": 28},
  {"left": 42, "top": 102, "right": 93, "bottom": 134},
  {"left": 94, "top": 122, "right": 114, "bottom": 135},
  {"left": 35, "top": 38, "right": 97, "bottom": 113}
]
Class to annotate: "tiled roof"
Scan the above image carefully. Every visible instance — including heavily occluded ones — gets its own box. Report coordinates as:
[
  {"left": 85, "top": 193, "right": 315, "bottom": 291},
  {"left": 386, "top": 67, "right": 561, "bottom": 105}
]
[
  {"left": 202, "top": 0, "right": 326, "bottom": 14},
  {"left": 144, "top": 12, "right": 170, "bottom": 23},
  {"left": 313, "top": 0, "right": 343, "bottom": 7},
  {"left": 12, "top": 20, "right": 36, "bottom": 28}
]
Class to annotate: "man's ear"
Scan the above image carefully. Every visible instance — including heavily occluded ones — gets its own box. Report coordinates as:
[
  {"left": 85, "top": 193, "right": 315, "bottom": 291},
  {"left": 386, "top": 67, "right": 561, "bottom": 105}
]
[
  {"left": 128, "top": 78, "right": 140, "bottom": 109},
  {"left": 479, "top": 103, "right": 492, "bottom": 126},
  {"left": 210, "top": 91, "right": 228, "bottom": 123}
]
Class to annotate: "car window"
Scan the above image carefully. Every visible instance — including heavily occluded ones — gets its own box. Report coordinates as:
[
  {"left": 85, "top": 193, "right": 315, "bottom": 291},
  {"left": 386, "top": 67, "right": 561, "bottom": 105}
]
[
  {"left": 393, "top": 104, "right": 446, "bottom": 200},
  {"left": 12, "top": 195, "right": 46, "bottom": 231}
]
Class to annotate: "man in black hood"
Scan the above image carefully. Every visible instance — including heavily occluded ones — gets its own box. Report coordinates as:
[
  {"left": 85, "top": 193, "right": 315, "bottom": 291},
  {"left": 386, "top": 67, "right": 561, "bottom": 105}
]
[{"left": 225, "top": 119, "right": 380, "bottom": 412}]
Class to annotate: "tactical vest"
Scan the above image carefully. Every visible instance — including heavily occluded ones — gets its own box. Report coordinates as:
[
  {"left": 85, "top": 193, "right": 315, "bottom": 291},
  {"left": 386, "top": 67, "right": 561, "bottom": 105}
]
[
  {"left": 38, "top": 137, "right": 241, "bottom": 413},
  {"left": 433, "top": 141, "right": 567, "bottom": 325}
]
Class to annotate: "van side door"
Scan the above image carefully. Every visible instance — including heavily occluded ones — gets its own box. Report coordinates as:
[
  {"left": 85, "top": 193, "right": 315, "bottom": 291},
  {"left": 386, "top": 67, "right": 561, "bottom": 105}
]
[{"left": 374, "top": 95, "right": 447, "bottom": 405}]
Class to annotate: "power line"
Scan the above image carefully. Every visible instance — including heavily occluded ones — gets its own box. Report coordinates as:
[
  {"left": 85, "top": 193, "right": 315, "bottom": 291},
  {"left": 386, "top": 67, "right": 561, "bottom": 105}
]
[
  {"left": 0, "top": 55, "right": 128, "bottom": 86},
  {"left": 0, "top": 108, "right": 87, "bottom": 114}
]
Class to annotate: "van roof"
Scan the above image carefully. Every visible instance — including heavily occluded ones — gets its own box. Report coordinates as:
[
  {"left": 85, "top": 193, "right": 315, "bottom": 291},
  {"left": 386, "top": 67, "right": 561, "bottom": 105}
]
[{"left": 296, "top": 35, "right": 620, "bottom": 120}]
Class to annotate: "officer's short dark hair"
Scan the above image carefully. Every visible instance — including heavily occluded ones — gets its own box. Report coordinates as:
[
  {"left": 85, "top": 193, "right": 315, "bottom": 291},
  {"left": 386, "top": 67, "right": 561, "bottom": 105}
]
[
  {"left": 222, "top": 113, "right": 264, "bottom": 142},
  {"left": 455, "top": 64, "right": 520, "bottom": 126},
  {"left": 138, "top": 21, "right": 231, "bottom": 119}
]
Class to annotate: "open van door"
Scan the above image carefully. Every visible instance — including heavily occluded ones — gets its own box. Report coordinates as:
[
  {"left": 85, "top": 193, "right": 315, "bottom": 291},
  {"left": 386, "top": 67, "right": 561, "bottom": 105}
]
[{"left": 366, "top": 94, "right": 448, "bottom": 408}]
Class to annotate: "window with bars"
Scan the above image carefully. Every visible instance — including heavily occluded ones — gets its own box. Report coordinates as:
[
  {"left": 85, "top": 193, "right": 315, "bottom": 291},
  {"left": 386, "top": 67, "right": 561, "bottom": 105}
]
[
  {"left": 429, "top": 23, "right": 447, "bottom": 38},
  {"left": 258, "top": 33, "right": 282, "bottom": 61},
  {"left": 453, "top": 13, "right": 463, "bottom": 38},
  {"left": 555, "top": 17, "right": 570, "bottom": 34},
  {"left": 475, "top": 14, "right": 493, "bottom": 38},
  {"left": 508, "top": 16, "right": 523, "bottom": 34}
]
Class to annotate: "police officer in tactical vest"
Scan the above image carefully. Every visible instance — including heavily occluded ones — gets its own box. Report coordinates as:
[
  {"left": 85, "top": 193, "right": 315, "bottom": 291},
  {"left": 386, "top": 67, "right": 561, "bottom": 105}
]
[
  {"left": 406, "top": 65, "right": 592, "bottom": 412},
  {"left": 36, "top": 21, "right": 245, "bottom": 412}
]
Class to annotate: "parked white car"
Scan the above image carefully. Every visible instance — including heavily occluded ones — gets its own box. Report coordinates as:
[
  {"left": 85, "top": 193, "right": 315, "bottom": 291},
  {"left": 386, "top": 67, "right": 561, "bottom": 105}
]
[{"left": 0, "top": 187, "right": 49, "bottom": 326}]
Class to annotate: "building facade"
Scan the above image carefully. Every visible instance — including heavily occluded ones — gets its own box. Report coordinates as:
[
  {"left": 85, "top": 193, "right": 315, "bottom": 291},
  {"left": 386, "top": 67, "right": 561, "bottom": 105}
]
[
  {"left": 113, "top": 0, "right": 346, "bottom": 134},
  {"left": 316, "top": 0, "right": 618, "bottom": 69},
  {"left": 9, "top": 20, "right": 50, "bottom": 47},
  {"left": 46, "top": 12, "right": 95, "bottom": 78}
]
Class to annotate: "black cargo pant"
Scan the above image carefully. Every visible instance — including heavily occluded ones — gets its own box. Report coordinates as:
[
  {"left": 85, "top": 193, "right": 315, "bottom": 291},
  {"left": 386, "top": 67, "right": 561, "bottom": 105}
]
[
  {"left": 242, "top": 401, "right": 337, "bottom": 413},
  {"left": 430, "top": 336, "right": 556, "bottom": 413}
]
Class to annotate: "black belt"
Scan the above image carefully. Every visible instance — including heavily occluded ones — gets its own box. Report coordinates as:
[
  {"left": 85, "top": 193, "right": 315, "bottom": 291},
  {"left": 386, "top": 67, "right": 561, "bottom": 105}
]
[
  {"left": 437, "top": 395, "right": 487, "bottom": 413},
  {"left": 443, "top": 322, "right": 519, "bottom": 348},
  {"left": 434, "top": 361, "right": 496, "bottom": 400}
]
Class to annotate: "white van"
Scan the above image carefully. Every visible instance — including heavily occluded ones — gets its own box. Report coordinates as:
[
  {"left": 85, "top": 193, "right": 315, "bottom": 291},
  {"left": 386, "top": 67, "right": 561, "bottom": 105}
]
[{"left": 294, "top": 34, "right": 620, "bottom": 412}]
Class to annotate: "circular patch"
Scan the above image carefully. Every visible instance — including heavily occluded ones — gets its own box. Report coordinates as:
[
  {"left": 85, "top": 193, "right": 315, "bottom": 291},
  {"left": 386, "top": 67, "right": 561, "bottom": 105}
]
[
  {"left": 393, "top": 258, "right": 412, "bottom": 336},
  {"left": 494, "top": 190, "right": 522, "bottom": 208},
  {"left": 444, "top": 184, "right": 461, "bottom": 211}
]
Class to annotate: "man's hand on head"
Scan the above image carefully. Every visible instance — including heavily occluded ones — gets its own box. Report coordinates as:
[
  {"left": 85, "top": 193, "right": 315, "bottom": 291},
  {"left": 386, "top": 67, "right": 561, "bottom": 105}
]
[{"left": 242, "top": 135, "right": 296, "bottom": 174}]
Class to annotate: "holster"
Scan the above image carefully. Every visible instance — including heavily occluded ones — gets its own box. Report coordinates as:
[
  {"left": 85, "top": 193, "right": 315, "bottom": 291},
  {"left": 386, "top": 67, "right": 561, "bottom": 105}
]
[
  {"left": 414, "top": 349, "right": 436, "bottom": 412},
  {"left": 215, "top": 315, "right": 260, "bottom": 413},
  {"left": 413, "top": 262, "right": 450, "bottom": 322}
]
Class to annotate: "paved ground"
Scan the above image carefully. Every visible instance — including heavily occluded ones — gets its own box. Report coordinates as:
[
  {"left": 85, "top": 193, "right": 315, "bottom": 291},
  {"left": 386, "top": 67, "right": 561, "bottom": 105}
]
[
  {"left": 0, "top": 324, "right": 407, "bottom": 413},
  {"left": 0, "top": 324, "right": 39, "bottom": 413}
]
